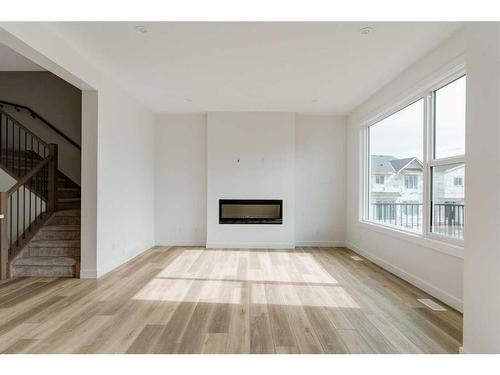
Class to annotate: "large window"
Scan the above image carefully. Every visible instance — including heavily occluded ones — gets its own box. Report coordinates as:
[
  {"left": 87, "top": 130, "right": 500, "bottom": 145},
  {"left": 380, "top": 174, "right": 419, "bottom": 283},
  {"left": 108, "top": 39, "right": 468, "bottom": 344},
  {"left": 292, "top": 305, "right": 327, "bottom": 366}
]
[
  {"left": 368, "top": 99, "right": 424, "bottom": 232},
  {"left": 365, "top": 74, "right": 466, "bottom": 243},
  {"left": 430, "top": 76, "right": 466, "bottom": 240}
]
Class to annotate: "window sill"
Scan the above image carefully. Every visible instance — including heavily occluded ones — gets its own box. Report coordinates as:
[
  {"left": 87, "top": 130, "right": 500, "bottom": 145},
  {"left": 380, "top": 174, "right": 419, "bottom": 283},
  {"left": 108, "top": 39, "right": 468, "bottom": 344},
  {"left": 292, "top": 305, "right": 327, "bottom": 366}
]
[{"left": 358, "top": 220, "right": 464, "bottom": 259}]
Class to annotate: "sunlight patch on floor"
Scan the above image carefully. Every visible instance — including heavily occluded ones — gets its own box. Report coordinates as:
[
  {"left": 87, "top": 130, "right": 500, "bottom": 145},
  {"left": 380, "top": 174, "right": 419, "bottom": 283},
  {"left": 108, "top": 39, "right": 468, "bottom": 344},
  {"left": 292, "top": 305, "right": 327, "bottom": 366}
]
[
  {"left": 133, "top": 278, "right": 243, "bottom": 304},
  {"left": 156, "top": 249, "right": 338, "bottom": 284},
  {"left": 133, "top": 278, "right": 359, "bottom": 308}
]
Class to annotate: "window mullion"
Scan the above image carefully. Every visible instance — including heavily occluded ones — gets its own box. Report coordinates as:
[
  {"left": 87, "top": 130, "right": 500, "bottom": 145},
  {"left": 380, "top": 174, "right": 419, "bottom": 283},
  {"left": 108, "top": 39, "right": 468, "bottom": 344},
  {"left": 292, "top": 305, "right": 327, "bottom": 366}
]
[{"left": 422, "top": 92, "right": 433, "bottom": 238}]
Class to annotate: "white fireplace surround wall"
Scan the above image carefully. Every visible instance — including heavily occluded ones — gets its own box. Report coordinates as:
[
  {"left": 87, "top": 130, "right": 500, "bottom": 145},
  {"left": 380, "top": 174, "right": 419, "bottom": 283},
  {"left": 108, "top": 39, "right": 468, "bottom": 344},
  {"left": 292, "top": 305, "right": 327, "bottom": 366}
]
[
  {"left": 206, "top": 112, "right": 296, "bottom": 248},
  {"left": 154, "top": 113, "right": 347, "bottom": 248}
]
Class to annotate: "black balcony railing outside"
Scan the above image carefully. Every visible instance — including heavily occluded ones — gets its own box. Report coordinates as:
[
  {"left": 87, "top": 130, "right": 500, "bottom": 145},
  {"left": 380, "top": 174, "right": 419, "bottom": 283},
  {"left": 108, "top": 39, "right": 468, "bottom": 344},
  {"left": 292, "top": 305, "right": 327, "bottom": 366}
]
[
  {"left": 371, "top": 202, "right": 423, "bottom": 230},
  {"left": 432, "top": 203, "right": 464, "bottom": 239},
  {"left": 370, "top": 202, "right": 464, "bottom": 239}
]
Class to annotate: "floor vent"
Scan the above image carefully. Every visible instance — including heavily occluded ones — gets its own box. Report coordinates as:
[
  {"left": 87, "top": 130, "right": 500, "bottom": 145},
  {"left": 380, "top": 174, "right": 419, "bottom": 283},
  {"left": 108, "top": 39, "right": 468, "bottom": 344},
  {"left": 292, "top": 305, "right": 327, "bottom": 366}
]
[
  {"left": 418, "top": 298, "right": 447, "bottom": 311},
  {"left": 350, "top": 255, "right": 364, "bottom": 261}
]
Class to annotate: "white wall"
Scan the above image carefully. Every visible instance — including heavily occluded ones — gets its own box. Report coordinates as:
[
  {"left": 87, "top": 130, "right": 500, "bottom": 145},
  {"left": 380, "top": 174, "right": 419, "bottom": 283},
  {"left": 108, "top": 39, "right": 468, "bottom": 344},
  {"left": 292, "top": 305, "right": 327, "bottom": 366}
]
[
  {"left": 154, "top": 114, "right": 207, "bottom": 246},
  {"left": 154, "top": 113, "right": 347, "bottom": 248},
  {"left": 207, "top": 112, "right": 295, "bottom": 248},
  {"left": 463, "top": 24, "right": 500, "bottom": 354},
  {"left": 95, "top": 83, "right": 155, "bottom": 277},
  {"left": 295, "top": 115, "right": 347, "bottom": 246},
  {"left": 346, "top": 29, "right": 466, "bottom": 311},
  {"left": 0, "top": 23, "right": 156, "bottom": 278}
]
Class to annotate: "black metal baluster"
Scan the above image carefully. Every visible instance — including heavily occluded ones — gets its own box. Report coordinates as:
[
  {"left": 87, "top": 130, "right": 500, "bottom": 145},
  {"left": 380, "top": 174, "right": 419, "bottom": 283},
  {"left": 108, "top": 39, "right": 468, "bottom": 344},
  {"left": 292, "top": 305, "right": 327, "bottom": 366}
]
[
  {"left": 23, "top": 185, "right": 26, "bottom": 238},
  {"left": 16, "top": 189, "right": 19, "bottom": 246},
  {"left": 6, "top": 118, "right": 9, "bottom": 170},
  {"left": 11, "top": 120, "right": 14, "bottom": 172},
  {"left": 29, "top": 175, "right": 32, "bottom": 232},
  {"left": 34, "top": 166, "right": 38, "bottom": 224},
  {"left": 9, "top": 195, "right": 12, "bottom": 249},
  {"left": 18, "top": 126, "right": 21, "bottom": 176},
  {"left": 24, "top": 132, "right": 27, "bottom": 177},
  {"left": 30, "top": 136, "right": 33, "bottom": 171}
]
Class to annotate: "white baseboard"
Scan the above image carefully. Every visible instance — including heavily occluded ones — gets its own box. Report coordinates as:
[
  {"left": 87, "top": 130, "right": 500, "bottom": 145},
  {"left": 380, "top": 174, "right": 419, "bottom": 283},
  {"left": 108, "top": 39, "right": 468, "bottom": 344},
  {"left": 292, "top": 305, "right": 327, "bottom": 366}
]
[
  {"left": 155, "top": 240, "right": 206, "bottom": 247},
  {"left": 345, "top": 241, "right": 463, "bottom": 312},
  {"left": 206, "top": 242, "right": 295, "bottom": 249},
  {"left": 295, "top": 241, "right": 346, "bottom": 247},
  {"left": 80, "top": 269, "right": 97, "bottom": 279}
]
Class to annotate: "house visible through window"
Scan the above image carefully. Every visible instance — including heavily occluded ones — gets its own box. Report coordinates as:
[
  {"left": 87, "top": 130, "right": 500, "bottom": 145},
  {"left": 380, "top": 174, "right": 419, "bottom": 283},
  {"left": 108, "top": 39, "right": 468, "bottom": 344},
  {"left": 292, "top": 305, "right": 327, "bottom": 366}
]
[
  {"left": 368, "top": 99, "right": 424, "bottom": 232},
  {"left": 365, "top": 74, "right": 466, "bottom": 242},
  {"left": 430, "top": 76, "right": 466, "bottom": 240}
]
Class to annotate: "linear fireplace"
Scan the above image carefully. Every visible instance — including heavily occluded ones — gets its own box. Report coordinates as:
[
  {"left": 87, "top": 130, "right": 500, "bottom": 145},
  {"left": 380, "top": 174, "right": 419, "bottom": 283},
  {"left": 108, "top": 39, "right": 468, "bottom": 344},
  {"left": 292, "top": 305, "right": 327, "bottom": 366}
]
[{"left": 219, "top": 199, "right": 283, "bottom": 224}]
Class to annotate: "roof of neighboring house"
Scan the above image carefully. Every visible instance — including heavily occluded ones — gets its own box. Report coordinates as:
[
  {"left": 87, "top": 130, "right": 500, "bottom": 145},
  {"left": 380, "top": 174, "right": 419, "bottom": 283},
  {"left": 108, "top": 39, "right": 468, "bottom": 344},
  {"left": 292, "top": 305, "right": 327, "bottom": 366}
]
[
  {"left": 371, "top": 155, "right": 423, "bottom": 174},
  {"left": 371, "top": 155, "right": 397, "bottom": 173}
]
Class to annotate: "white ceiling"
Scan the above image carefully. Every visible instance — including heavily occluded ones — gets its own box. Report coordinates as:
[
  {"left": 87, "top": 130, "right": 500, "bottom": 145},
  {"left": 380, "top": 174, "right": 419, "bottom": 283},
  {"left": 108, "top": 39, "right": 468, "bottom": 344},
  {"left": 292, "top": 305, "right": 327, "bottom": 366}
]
[
  {"left": 0, "top": 42, "right": 44, "bottom": 71},
  {"left": 47, "top": 22, "right": 462, "bottom": 114}
]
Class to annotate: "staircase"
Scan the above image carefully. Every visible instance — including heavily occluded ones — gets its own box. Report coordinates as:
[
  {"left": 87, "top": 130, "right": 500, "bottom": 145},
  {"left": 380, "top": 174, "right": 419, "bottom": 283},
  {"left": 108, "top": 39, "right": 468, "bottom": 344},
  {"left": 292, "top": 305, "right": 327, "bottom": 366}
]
[
  {"left": 10, "top": 210, "right": 80, "bottom": 277},
  {"left": 0, "top": 102, "right": 81, "bottom": 279}
]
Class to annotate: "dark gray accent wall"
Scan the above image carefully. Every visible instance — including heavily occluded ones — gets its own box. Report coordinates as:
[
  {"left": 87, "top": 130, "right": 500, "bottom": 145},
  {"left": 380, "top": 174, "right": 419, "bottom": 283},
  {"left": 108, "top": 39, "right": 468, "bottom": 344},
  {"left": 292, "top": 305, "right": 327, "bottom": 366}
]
[{"left": 0, "top": 71, "right": 82, "bottom": 184}]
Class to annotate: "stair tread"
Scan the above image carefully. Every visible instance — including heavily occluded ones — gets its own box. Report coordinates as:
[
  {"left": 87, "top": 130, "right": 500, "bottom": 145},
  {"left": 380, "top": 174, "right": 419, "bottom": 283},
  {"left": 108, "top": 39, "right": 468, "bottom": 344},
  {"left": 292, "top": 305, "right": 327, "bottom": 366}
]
[
  {"left": 53, "top": 209, "right": 81, "bottom": 217},
  {"left": 42, "top": 225, "right": 80, "bottom": 231},
  {"left": 13, "top": 256, "right": 77, "bottom": 267},
  {"left": 57, "top": 198, "right": 81, "bottom": 202},
  {"left": 29, "top": 240, "right": 80, "bottom": 248}
]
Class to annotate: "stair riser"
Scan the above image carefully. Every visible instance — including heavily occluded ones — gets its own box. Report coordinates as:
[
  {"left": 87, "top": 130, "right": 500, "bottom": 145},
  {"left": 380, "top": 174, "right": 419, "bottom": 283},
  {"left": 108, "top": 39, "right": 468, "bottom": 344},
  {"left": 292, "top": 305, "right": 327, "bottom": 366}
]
[
  {"left": 11, "top": 265, "right": 75, "bottom": 278},
  {"left": 57, "top": 191, "right": 81, "bottom": 199},
  {"left": 57, "top": 202, "right": 81, "bottom": 210},
  {"left": 29, "top": 248, "right": 79, "bottom": 257},
  {"left": 34, "top": 231, "right": 81, "bottom": 240},
  {"left": 47, "top": 217, "right": 80, "bottom": 225},
  {"left": 57, "top": 181, "right": 77, "bottom": 189}
]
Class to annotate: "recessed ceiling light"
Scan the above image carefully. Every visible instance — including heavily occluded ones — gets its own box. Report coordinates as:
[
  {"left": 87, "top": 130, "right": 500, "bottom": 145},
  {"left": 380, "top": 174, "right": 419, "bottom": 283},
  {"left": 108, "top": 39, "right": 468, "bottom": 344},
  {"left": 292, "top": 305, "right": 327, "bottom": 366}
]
[
  {"left": 135, "top": 25, "right": 148, "bottom": 33},
  {"left": 359, "top": 27, "right": 374, "bottom": 35}
]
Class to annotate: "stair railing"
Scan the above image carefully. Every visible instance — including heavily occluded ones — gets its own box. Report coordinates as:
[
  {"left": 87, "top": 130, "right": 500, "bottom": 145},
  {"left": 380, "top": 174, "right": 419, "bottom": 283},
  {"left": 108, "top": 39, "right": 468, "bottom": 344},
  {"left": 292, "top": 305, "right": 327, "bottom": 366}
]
[
  {"left": 0, "top": 108, "right": 50, "bottom": 175},
  {"left": 0, "top": 100, "right": 81, "bottom": 151},
  {"left": 0, "top": 109, "right": 58, "bottom": 279}
]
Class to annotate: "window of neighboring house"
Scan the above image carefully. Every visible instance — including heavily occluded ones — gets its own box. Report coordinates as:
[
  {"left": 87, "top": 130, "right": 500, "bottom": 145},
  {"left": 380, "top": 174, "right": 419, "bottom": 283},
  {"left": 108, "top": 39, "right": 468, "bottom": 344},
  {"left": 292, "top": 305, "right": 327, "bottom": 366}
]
[
  {"left": 430, "top": 76, "right": 466, "bottom": 240},
  {"left": 363, "top": 73, "right": 466, "bottom": 244},
  {"left": 404, "top": 175, "right": 418, "bottom": 189},
  {"left": 375, "top": 175, "right": 385, "bottom": 185},
  {"left": 367, "top": 99, "right": 424, "bottom": 232}
]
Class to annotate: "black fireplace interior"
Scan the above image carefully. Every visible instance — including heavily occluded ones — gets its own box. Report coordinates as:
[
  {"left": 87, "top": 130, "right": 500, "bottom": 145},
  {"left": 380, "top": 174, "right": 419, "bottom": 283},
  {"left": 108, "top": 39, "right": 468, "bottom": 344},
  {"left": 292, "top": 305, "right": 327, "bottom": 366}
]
[{"left": 219, "top": 199, "right": 283, "bottom": 224}]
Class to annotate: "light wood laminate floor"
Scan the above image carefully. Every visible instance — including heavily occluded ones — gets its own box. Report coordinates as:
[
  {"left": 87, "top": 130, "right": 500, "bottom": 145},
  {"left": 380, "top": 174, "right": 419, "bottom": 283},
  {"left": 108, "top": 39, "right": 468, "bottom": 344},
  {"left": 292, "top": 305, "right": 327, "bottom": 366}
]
[{"left": 0, "top": 246, "right": 462, "bottom": 354}]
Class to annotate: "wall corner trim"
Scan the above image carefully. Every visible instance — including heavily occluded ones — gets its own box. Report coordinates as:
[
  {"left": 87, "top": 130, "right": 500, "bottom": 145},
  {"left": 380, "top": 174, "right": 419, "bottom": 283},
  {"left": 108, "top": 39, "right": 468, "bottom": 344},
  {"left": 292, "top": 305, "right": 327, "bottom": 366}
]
[
  {"left": 155, "top": 240, "right": 207, "bottom": 247},
  {"left": 295, "top": 241, "right": 346, "bottom": 247},
  {"left": 206, "top": 242, "right": 295, "bottom": 249},
  {"left": 80, "top": 269, "right": 97, "bottom": 279}
]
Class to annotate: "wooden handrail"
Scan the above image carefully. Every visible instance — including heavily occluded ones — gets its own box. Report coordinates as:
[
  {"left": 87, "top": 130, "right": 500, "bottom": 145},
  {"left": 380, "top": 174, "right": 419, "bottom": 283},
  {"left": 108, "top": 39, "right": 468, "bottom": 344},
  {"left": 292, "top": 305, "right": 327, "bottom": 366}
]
[
  {"left": 0, "top": 100, "right": 81, "bottom": 151},
  {"left": 0, "top": 108, "right": 49, "bottom": 149}
]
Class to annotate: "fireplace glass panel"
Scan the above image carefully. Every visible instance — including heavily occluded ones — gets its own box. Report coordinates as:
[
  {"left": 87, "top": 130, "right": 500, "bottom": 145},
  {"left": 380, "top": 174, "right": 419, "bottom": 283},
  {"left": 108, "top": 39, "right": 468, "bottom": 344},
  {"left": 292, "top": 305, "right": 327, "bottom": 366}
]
[{"left": 219, "top": 199, "right": 282, "bottom": 224}]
